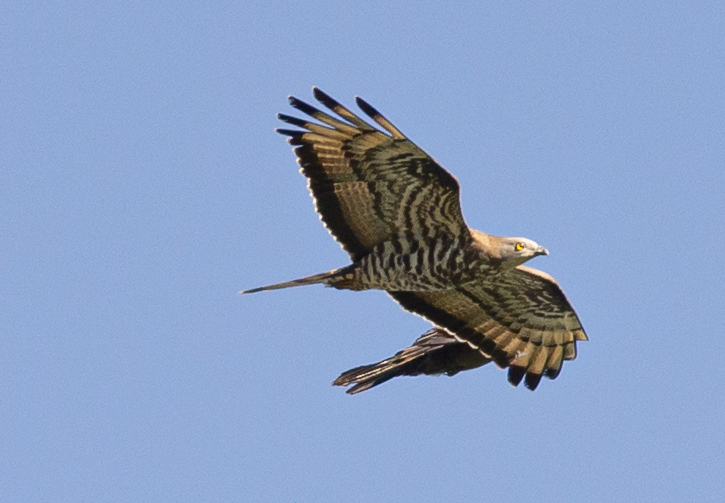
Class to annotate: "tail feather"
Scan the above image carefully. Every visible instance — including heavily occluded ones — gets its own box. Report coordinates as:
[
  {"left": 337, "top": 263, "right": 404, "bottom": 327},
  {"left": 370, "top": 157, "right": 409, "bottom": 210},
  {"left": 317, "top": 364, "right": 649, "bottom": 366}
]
[
  {"left": 239, "top": 268, "right": 350, "bottom": 294},
  {"left": 334, "top": 342, "right": 434, "bottom": 394},
  {"left": 333, "top": 328, "right": 491, "bottom": 394}
]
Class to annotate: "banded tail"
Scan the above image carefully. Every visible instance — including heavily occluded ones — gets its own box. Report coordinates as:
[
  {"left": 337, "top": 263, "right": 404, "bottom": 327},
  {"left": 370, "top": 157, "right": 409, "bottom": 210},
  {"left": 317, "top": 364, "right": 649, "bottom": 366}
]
[
  {"left": 333, "top": 328, "right": 491, "bottom": 394},
  {"left": 239, "top": 267, "right": 355, "bottom": 294}
]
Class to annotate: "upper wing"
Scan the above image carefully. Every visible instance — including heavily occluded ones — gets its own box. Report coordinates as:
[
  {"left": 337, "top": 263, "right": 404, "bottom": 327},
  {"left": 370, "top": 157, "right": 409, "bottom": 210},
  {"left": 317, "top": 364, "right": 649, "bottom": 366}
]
[
  {"left": 388, "top": 265, "right": 587, "bottom": 390},
  {"left": 277, "top": 88, "right": 469, "bottom": 262}
]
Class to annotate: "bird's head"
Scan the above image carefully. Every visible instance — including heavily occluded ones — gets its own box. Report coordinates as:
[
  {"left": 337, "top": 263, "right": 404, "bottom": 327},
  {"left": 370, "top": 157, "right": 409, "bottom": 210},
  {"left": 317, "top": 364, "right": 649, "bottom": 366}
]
[{"left": 498, "top": 237, "right": 549, "bottom": 268}]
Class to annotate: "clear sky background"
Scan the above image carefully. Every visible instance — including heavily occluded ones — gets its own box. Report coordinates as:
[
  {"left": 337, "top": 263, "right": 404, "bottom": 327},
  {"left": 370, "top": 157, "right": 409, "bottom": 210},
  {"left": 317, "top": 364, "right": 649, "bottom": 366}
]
[{"left": 2, "top": 1, "right": 724, "bottom": 501}]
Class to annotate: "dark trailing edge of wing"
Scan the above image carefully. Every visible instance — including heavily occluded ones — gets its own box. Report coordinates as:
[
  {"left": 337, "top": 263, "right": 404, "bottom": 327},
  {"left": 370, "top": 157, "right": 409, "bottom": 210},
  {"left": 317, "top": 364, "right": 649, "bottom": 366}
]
[
  {"left": 508, "top": 364, "right": 544, "bottom": 390},
  {"left": 277, "top": 117, "right": 370, "bottom": 258},
  {"left": 543, "top": 365, "right": 562, "bottom": 380},
  {"left": 390, "top": 291, "right": 555, "bottom": 391},
  {"left": 301, "top": 144, "right": 368, "bottom": 259},
  {"left": 524, "top": 371, "right": 543, "bottom": 390},
  {"left": 507, "top": 366, "right": 526, "bottom": 387}
]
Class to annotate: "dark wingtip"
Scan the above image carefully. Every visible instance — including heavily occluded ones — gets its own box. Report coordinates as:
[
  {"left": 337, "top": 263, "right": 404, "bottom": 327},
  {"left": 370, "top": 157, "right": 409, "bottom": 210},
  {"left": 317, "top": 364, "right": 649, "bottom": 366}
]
[
  {"left": 312, "top": 87, "right": 341, "bottom": 110},
  {"left": 275, "top": 128, "right": 302, "bottom": 136},
  {"left": 508, "top": 365, "right": 526, "bottom": 387},
  {"left": 288, "top": 96, "right": 320, "bottom": 117},
  {"left": 544, "top": 367, "right": 561, "bottom": 380},
  {"left": 492, "top": 352, "right": 510, "bottom": 369},
  {"left": 355, "top": 96, "right": 380, "bottom": 119},
  {"left": 524, "top": 372, "right": 542, "bottom": 390},
  {"left": 277, "top": 113, "right": 308, "bottom": 128}
]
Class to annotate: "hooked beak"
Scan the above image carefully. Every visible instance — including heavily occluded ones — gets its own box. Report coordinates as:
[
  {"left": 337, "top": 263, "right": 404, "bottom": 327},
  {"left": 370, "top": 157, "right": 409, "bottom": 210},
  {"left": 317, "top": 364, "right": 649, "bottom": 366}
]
[{"left": 535, "top": 246, "right": 549, "bottom": 257}]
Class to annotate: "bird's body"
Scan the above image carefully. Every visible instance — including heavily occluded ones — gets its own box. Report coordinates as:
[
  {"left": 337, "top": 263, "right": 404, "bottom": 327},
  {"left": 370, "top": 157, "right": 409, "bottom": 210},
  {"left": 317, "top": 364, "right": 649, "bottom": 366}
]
[
  {"left": 243, "top": 230, "right": 528, "bottom": 293},
  {"left": 241, "top": 88, "right": 587, "bottom": 392}
]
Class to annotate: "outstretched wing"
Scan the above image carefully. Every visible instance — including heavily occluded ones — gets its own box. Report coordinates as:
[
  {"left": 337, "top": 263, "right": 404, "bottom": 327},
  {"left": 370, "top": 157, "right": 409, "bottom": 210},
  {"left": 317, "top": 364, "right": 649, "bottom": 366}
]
[
  {"left": 389, "top": 266, "right": 587, "bottom": 390},
  {"left": 333, "top": 328, "right": 490, "bottom": 394},
  {"left": 277, "top": 88, "right": 469, "bottom": 262}
]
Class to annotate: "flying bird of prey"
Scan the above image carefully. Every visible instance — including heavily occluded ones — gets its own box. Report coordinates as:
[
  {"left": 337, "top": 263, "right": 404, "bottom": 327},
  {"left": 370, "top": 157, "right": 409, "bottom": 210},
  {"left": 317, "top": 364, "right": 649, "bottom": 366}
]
[{"left": 241, "top": 88, "right": 586, "bottom": 392}]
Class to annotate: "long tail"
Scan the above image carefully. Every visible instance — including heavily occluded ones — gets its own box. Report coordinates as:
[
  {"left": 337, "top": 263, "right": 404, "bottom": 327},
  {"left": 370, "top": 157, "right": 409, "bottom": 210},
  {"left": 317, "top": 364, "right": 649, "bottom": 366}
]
[
  {"left": 239, "top": 267, "right": 352, "bottom": 294},
  {"left": 334, "top": 328, "right": 491, "bottom": 394}
]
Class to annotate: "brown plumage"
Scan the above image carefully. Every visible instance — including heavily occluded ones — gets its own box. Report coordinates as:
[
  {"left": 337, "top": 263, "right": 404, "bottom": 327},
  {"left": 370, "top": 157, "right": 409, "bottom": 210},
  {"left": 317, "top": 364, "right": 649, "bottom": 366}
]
[
  {"left": 241, "top": 88, "right": 587, "bottom": 391},
  {"left": 334, "top": 265, "right": 586, "bottom": 393},
  {"left": 334, "top": 328, "right": 491, "bottom": 394}
]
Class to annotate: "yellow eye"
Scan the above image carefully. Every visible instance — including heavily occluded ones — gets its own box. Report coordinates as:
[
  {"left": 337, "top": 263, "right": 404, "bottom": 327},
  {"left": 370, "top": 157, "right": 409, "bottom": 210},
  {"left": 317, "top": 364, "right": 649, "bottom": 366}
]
[{"left": 515, "top": 242, "right": 524, "bottom": 252}]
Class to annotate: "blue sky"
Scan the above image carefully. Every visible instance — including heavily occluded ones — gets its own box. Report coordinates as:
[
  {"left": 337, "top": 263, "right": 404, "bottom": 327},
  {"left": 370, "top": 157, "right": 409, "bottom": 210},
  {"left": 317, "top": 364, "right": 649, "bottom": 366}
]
[{"left": 2, "top": 1, "right": 724, "bottom": 501}]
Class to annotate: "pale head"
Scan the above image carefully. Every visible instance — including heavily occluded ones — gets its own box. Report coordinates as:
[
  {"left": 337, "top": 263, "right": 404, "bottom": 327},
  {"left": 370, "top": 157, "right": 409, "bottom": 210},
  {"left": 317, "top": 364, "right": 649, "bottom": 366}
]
[{"left": 498, "top": 237, "right": 549, "bottom": 268}]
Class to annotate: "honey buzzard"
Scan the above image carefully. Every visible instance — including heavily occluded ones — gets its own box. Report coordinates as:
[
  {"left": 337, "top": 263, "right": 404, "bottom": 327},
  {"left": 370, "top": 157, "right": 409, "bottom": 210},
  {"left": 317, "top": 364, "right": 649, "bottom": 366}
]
[{"left": 241, "top": 88, "right": 586, "bottom": 392}]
